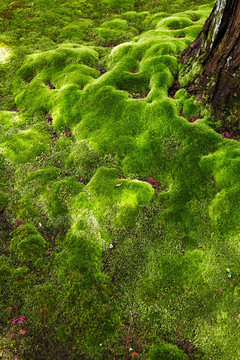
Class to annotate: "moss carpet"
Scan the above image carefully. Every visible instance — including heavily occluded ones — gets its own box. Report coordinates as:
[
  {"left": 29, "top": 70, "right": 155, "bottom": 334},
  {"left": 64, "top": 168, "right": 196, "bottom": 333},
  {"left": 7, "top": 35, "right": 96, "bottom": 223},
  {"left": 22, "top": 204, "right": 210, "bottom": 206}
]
[{"left": 1, "top": 0, "right": 240, "bottom": 359}]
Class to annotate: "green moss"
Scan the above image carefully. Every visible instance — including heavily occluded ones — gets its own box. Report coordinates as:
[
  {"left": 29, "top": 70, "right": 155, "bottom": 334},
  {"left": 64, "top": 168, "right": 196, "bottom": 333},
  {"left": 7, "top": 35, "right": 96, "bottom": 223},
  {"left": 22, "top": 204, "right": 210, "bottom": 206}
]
[
  {"left": 0, "top": 190, "right": 8, "bottom": 210},
  {"left": 66, "top": 140, "right": 99, "bottom": 179},
  {"left": 17, "top": 44, "right": 99, "bottom": 83},
  {"left": 11, "top": 194, "right": 40, "bottom": 220},
  {"left": 209, "top": 187, "right": 240, "bottom": 230},
  {"left": 24, "top": 166, "right": 61, "bottom": 186},
  {"left": 51, "top": 84, "right": 82, "bottom": 130},
  {"left": 44, "top": 177, "right": 83, "bottom": 220},
  {"left": 200, "top": 144, "right": 240, "bottom": 231},
  {"left": 161, "top": 135, "right": 183, "bottom": 160},
  {"left": 95, "top": 19, "right": 138, "bottom": 46},
  {"left": 1, "top": 127, "right": 51, "bottom": 164},
  {"left": 163, "top": 17, "right": 194, "bottom": 30},
  {"left": 143, "top": 12, "right": 168, "bottom": 29},
  {"left": 149, "top": 342, "right": 189, "bottom": 360},
  {"left": 15, "top": 79, "right": 55, "bottom": 113},
  {"left": 101, "top": 0, "right": 135, "bottom": 11},
  {"left": 143, "top": 249, "right": 205, "bottom": 300},
  {"left": 53, "top": 64, "right": 99, "bottom": 88},
  {"left": 182, "top": 98, "right": 200, "bottom": 117},
  {"left": 2, "top": 1, "right": 239, "bottom": 359},
  {"left": 87, "top": 167, "right": 154, "bottom": 227},
  {"left": 0, "top": 111, "right": 24, "bottom": 134},
  {"left": 58, "top": 19, "right": 93, "bottom": 42},
  {"left": 9, "top": 223, "right": 47, "bottom": 262}
]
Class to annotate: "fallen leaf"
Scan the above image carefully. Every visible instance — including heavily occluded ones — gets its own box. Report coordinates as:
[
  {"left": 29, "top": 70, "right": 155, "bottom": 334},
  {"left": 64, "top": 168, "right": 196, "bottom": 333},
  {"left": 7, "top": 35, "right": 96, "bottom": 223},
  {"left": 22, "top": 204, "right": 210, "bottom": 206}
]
[
  {"left": 11, "top": 315, "right": 26, "bottom": 325},
  {"left": 15, "top": 218, "right": 23, "bottom": 227}
]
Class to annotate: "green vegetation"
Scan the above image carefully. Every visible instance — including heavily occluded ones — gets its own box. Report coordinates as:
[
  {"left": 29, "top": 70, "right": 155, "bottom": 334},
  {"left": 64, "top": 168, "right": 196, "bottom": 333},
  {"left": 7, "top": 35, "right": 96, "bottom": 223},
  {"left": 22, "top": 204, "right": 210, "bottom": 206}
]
[{"left": 1, "top": 0, "right": 240, "bottom": 359}]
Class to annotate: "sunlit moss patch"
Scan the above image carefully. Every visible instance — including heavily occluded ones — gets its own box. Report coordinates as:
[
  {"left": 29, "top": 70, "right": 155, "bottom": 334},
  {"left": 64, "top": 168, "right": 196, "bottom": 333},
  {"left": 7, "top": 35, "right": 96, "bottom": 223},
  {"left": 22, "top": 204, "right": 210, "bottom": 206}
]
[{"left": 1, "top": 127, "right": 51, "bottom": 164}]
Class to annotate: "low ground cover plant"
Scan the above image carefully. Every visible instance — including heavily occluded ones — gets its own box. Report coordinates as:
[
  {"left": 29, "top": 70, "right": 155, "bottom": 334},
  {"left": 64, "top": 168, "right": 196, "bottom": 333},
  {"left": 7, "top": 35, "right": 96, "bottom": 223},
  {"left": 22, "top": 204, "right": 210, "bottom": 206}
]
[{"left": 1, "top": 0, "right": 240, "bottom": 359}]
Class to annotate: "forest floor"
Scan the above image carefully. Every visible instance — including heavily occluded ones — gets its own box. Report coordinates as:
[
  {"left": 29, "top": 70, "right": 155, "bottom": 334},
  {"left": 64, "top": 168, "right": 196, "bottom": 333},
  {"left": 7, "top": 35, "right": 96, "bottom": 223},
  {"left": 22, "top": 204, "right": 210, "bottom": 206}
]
[{"left": 1, "top": 0, "right": 240, "bottom": 359}]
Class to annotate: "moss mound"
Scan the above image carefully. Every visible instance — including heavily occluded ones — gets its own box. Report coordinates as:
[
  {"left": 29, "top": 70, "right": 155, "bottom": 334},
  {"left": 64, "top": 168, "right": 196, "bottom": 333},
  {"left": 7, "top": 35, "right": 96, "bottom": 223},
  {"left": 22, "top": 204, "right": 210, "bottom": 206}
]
[{"left": 149, "top": 342, "right": 189, "bottom": 360}]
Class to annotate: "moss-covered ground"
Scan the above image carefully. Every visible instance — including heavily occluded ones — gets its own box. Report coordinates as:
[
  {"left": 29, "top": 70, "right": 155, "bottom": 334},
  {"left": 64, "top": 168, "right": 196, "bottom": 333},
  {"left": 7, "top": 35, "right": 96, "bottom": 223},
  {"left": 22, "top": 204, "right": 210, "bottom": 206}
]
[{"left": 1, "top": 0, "right": 240, "bottom": 359}]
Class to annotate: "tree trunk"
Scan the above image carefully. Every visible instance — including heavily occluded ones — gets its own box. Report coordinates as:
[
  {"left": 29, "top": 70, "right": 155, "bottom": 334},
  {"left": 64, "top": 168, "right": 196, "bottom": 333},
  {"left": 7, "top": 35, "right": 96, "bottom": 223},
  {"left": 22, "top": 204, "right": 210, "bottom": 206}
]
[{"left": 178, "top": 0, "right": 240, "bottom": 132}]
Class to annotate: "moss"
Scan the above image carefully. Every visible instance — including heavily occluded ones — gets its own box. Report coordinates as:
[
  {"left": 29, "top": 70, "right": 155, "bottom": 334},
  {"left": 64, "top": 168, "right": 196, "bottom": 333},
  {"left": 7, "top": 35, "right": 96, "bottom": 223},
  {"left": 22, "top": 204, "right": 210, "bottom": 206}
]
[
  {"left": 209, "top": 187, "right": 240, "bottom": 230},
  {"left": 0, "top": 0, "right": 26, "bottom": 19},
  {"left": 161, "top": 135, "right": 183, "bottom": 160},
  {"left": 2, "top": 1, "right": 240, "bottom": 359},
  {"left": 0, "top": 111, "right": 24, "bottom": 134},
  {"left": 95, "top": 19, "right": 138, "bottom": 46},
  {"left": 65, "top": 140, "right": 100, "bottom": 179},
  {"left": 24, "top": 166, "right": 61, "bottom": 186},
  {"left": 200, "top": 144, "right": 240, "bottom": 231},
  {"left": 13, "top": 265, "right": 30, "bottom": 278},
  {"left": 149, "top": 342, "right": 189, "bottom": 360},
  {"left": 162, "top": 17, "right": 194, "bottom": 30},
  {"left": 0, "top": 190, "right": 8, "bottom": 210},
  {"left": 17, "top": 44, "right": 99, "bottom": 82},
  {"left": 58, "top": 19, "right": 94, "bottom": 42},
  {"left": 11, "top": 194, "right": 40, "bottom": 221},
  {"left": 51, "top": 84, "right": 82, "bottom": 130},
  {"left": 1, "top": 127, "right": 51, "bottom": 164},
  {"left": 9, "top": 223, "right": 47, "bottom": 262},
  {"left": 15, "top": 79, "right": 55, "bottom": 113},
  {"left": 143, "top": 249, "right": 205, "bottom": 300},
  {"left": 178, "top": 60, "right": 201, "bottom": 87},
  {"left": 182, "top": 98, "right": 200, "bottom": 117},
  {"left": 101, "top": 0, "right": 135, "bottom": 11},
  {"left": 53, "top": 64, "right": 99, "bottom": 88},
  {"left": 44, "top": 177, "right": 83, "bottom": 220},
  {"left": 87, "top": 167, "right": 154, "bottom": 227},
  {"left": 143, "top": 12, "right": 168, "bottom": 29}
]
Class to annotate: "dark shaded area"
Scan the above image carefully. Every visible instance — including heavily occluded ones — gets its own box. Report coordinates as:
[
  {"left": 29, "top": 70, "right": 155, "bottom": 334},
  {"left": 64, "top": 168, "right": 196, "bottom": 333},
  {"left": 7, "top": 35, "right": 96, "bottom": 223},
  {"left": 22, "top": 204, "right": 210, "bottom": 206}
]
[{"left": 168, "top": 77, "right": 179, "bottom": 98}]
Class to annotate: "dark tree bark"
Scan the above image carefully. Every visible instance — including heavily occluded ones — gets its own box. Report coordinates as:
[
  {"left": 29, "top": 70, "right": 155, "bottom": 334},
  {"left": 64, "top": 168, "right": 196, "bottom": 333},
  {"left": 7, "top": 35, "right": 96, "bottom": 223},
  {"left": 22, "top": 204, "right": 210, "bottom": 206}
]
[{"left": 178, "top": 0, "right": 240, "bottom": 132}]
